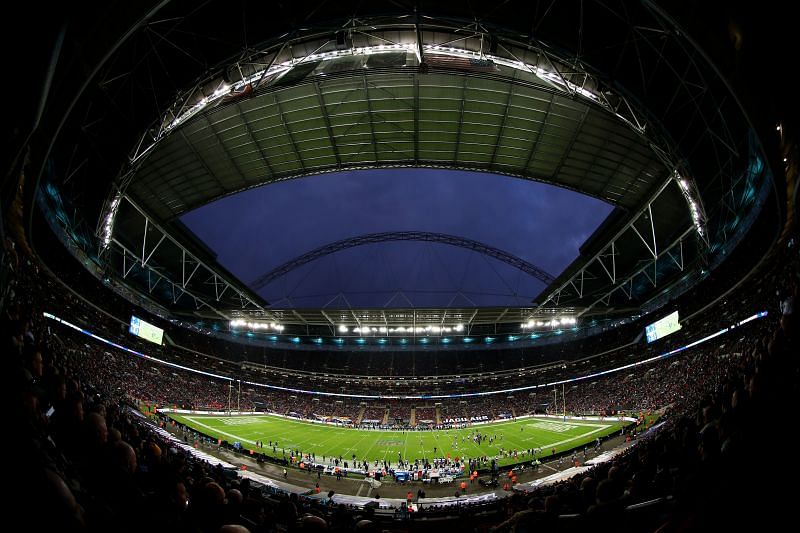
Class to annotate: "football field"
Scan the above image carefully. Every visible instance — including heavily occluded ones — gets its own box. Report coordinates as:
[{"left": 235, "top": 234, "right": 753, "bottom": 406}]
[{"left": 166, "top": 413, "right": 628, "bottom": 469}]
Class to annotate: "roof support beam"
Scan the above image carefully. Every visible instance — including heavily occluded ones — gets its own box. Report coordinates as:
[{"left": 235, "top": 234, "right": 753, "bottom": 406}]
[
  {"left": 313, "top": 80, "right": 342, "bottom": 167},
  {"left": 362, "top": 72, "right": 379, "bottom": 163},
  {"left": 106, "top": 195, "right": 273, "bottom": 319},
  {"left": 579, "top": 226, "right": 693, "bottom": 316},
  {"left": 538, "top": 177, "right": 683, "bottom": 311},
  {"left": 273, "top": 93, "right": 306, "bottom": 171},
  {"left": 489, "top": 83, "right": 515, "bottom": 166},
  {"left": 111, "top": 237, "right": 223, "bottom": 317},
  {"left": 237, "top": 102, "right": 277, "bottom": 179}
]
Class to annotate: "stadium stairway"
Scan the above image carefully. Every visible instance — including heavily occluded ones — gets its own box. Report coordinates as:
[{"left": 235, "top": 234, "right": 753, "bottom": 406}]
[
  {"left": 382, "top": 407, "right": 390, "bottom": 425},
  {"left": 410, "top": 407, "right": 416, "bottom": 426},
  {"left": 356, "top": 405, "right": 365, "bottom": 425},
  {"left": 435, "top": 405, "right": 441, "bottom": 425}
]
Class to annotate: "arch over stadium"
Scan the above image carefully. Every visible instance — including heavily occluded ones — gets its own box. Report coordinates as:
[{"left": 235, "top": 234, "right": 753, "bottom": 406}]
[{"left": 249, "top": 231, "right": 557, "bottom": 291}]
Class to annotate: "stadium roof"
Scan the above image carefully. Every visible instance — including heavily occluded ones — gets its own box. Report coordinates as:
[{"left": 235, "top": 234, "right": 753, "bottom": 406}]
[
  {"left": 125, "top": 48, "right": 666, "bottom": 221},
  {"left": 27, "top": 1, "right": 773, "bottom": 330}
]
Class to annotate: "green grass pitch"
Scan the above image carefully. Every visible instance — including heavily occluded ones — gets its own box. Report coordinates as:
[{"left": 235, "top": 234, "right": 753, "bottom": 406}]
[{"left": 166, "top": 413, "right": 628, "bottom": 469}]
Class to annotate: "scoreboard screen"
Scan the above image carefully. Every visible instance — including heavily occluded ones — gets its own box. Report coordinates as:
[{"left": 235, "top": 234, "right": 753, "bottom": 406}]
[
  {"left": 645, "top": 311, "right": 681, "bottom": 343},
  {"left": 129, "top": 315, "right": 164, "bottom": 345}
]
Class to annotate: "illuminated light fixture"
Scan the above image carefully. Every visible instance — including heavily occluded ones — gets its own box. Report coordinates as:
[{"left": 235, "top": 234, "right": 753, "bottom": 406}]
[
  {"left": 101, "top": 195, "right": 122, "bottom": 248},
  {"left": 442, "top": 338, "right": 451, "bottom": 344},
  {"left": 154, "top": 42, "right": 614, "bottom": 162},
  {"left": 229, "top": 319, "right": 284, "bottom": 332},
  {"left": 777, "top": 125, "right": 782, "bottom": 131},
  {"left": 379, "top": 327, "right": 387, "bottom": 333},
  {"left": 213, "top": 84, "right": 230, "bottom": 97},
  {"left": 395, "top": 326, "right": 406, "bottom": 333},
  {"left": 338, "top": 325, "right": 348, "bottom": 333},
  {"left": 419, "top": 338, "right": 429, "bottom": 344},
  {"left": 674, "top": 170, "right": 706, "bottom": 238},
  {"left": 455, "top": 324, "right": 464, "bottom": 332}
]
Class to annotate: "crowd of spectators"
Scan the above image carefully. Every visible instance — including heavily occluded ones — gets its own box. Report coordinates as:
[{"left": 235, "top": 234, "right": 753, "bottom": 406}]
[
  {"left": 360, "top": 405, "right": 387, "bottom": 425},
  {"left": 490, "top": 245, "right": 799, "bottom": 531},
  {"left": 414, "top": 406, "right": 437, "bottom": 424},
  {"left": 6, "top": 223, "right": 799, "bottom": 530}
]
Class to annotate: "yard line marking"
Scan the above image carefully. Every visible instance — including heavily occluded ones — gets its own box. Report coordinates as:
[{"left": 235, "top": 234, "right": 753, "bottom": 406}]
[{"left": 185, "top": 416, "right": 258, "bottom": 445}]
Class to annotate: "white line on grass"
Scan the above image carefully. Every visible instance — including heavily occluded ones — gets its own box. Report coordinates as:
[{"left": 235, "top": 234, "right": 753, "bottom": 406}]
[{"left": 184, "top": 416, "right": 258, "bottom": 445}]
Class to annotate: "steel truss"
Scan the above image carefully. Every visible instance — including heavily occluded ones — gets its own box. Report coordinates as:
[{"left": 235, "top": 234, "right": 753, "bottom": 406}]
[
  {"left": 102, "top": 195, "right": 278, "bottom": 320},
  {"left": 535, "top": 178, "right": 693, "bottom": 316}
]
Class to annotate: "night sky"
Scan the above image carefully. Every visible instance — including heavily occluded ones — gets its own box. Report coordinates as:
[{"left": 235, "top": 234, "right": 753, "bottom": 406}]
[{"left": 182, "top": 169, "right": 612, "bottom": 307}]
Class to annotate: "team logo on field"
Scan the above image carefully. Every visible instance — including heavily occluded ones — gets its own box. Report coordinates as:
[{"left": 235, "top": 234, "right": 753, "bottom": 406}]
[{"left": 527, "top": 421, "right": 579, "bottom": 432}]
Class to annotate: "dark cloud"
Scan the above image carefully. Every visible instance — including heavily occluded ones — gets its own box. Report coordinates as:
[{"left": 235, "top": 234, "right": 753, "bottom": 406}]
[{"left": 182, "top": 169, "right": 612, "bottom": 306}]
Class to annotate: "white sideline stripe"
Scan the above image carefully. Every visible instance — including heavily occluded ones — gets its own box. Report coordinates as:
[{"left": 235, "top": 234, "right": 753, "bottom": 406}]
[
  {"left": 184, "top": 416, "right": 259, "bottom": 445},
  {"left": 527, "top": 425, "right": 611, "bottom": 450}
]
